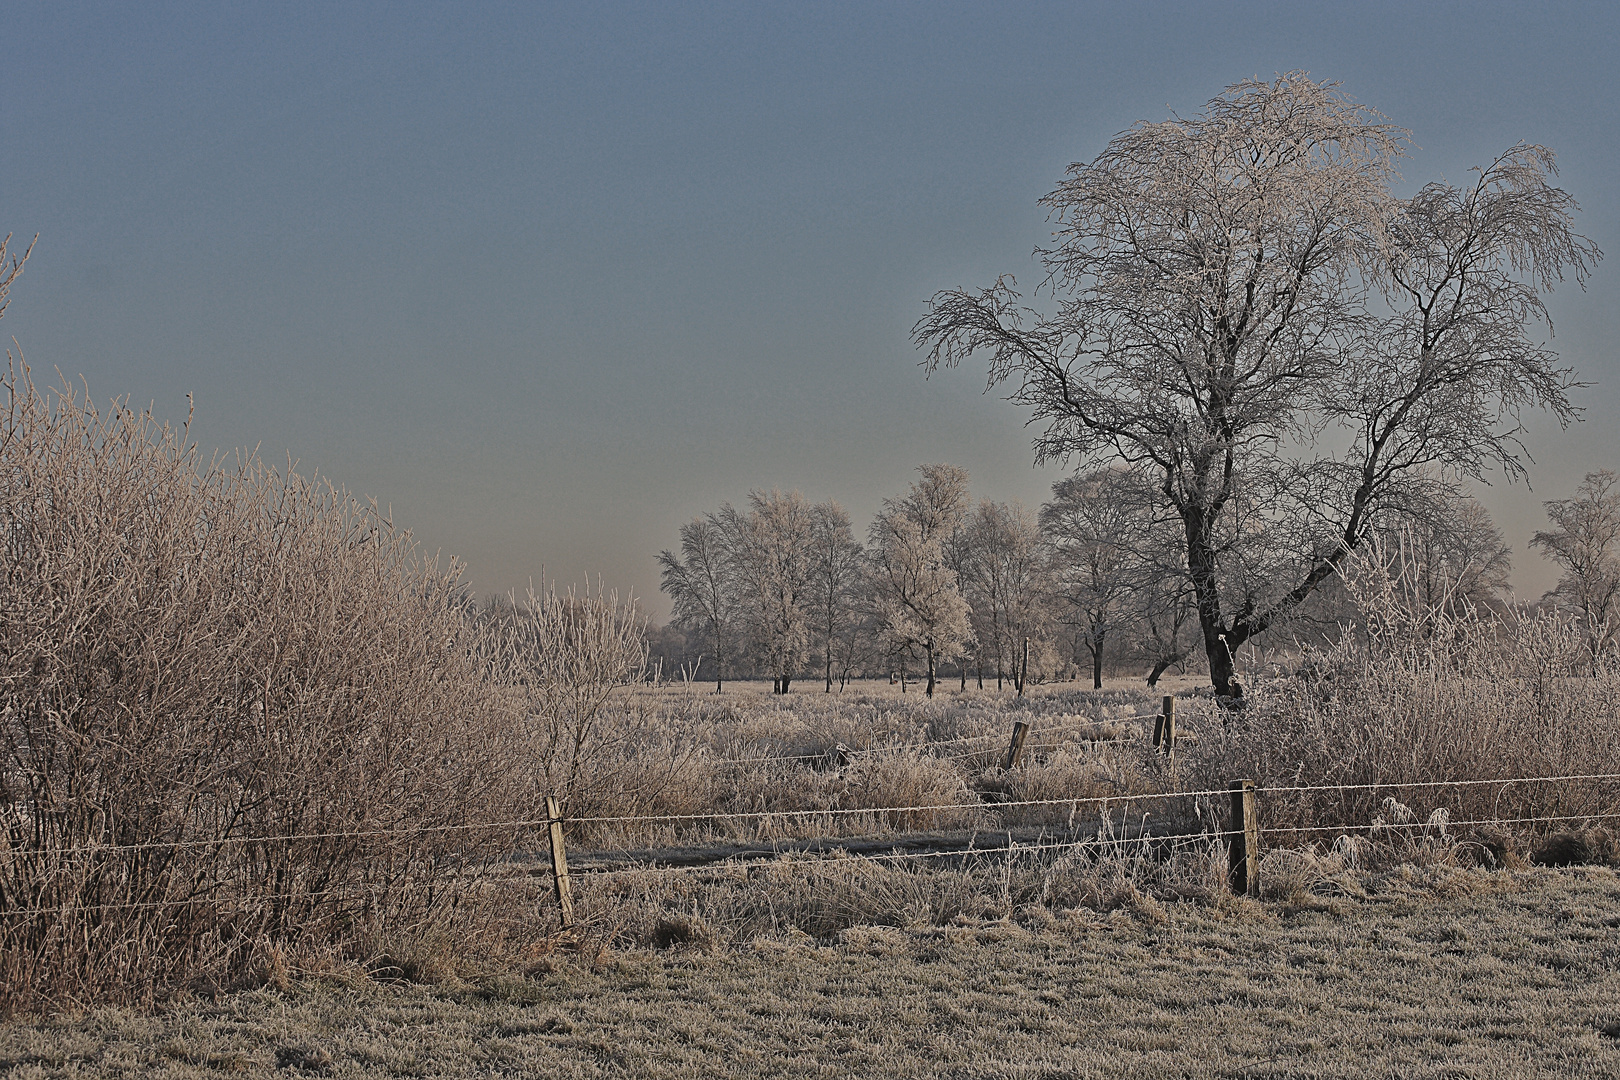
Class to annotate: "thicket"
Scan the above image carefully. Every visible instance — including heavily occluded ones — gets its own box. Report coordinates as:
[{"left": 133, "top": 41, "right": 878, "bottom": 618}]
[
  {"left": 1189, "top": 549, "right": 1620, "bottom": 838},
  {"left": 0, "top": 369, "right": 649, "bottom": 1008}
]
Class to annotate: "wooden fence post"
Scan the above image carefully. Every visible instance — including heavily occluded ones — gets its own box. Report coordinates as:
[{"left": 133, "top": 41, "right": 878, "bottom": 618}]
[
  {"left": 1005, "top": 721, "right": 1030, "bottom": 770},
  {"left": 1017, "top": 637, "right": 1030, "bottom": 698},
  {"left": 546, "top": 795, "right": 574, "bottom": 929},
  {"left": 1162, "top": 695, "right": 1176, "bottom": 751},
  {"left": 1227, "top": 779, "right": 1259, "bottom": 898}
]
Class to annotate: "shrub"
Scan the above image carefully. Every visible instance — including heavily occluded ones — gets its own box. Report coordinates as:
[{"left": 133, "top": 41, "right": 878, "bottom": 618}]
[{"left": 0, "top": 370, "right": 531, "bottom": 1006}]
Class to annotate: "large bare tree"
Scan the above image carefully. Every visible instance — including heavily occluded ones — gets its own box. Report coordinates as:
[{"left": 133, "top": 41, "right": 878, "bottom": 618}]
[{"left": 915, "top": 73, "right": 1599, "bottom": 698}]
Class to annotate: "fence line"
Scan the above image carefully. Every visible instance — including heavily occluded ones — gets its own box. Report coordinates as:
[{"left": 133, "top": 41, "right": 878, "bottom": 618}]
[
  {"left": 565, "top": 787, "right": 1232, "bottom": 826},
  {"left": 1260, "top": 810, "right": 1620, "bottom": 836},
  {"left": 574, "top": 828, "right": 1224, "bottom": 876},
  {"left": 0, "top": 883, "right": 387, "bottom": 920},
  {"left": 11, "top": 771, "right": 1620, "bottom": 862},
  {"left": 715, "top": 716, "right": 1153, "bottom": 765},
  {"left": 1254, "top": 773, "right": 1620, "bottom": 796},
  {"left": 9, "top": 800, "right": 1620, "bottom": 915}
]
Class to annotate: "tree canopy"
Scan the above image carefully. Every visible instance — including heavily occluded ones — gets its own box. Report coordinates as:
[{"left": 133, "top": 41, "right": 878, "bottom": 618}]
[{"left": 915, "top": 73, "right": 1601, "bottom": 697}]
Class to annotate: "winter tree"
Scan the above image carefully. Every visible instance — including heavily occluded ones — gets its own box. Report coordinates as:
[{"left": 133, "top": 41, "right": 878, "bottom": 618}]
[
  {"left": 868, "top": 465, "right": 974, "bottom": 696},
  {"left": 1533, "top": 470, "right": 1620, "bottom": 665},
  {"left": 657, "top": 517, "right": 739, "bottom": 691},
  {"left": 915, "top": 73, "right": 1600, "bottom": 699},
  {"left": 1383, "top": 493, "right": 1513, "bottom": 617},
  {"left": 959, "top": 499, "right": 1051, "bottom": 690},
  {"left": 806, "top": 500, "right": 866, "bottom": 692},
  {"left": 1041, "top": 469, "right": 1134, "bottom": 688},
  {"left": 715, "top": 491, "right": 819, "bottom": 693}
]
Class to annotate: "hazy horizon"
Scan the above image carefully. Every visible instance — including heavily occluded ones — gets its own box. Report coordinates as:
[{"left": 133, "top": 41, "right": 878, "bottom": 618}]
[{"left": 4, "top": 2, "right": 1615, "bottom": 620}]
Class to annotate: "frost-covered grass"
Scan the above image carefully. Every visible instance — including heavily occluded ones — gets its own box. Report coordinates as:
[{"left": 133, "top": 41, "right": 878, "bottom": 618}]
[{"left": 6, "top": 867, "right": 1620, "bottom": 1078}]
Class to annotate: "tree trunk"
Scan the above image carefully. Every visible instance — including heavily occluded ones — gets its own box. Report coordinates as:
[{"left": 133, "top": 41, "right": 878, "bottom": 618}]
[
  {"left": 1185, "top": 507, "right": 1241, "bottom": 699},
  {"left": 1090, "top": 636, "right": 1104, "bottom": 690},
  {"left": 976, "top": 662, "right": 983, "bottom": 690},
  {"left": 825, "top": 656, "right": 833, "bottom": 693},
  {"left": 925, "top": 643, "right": 937, "bottom": 697},
  {"left": 782, "top": 675, "right": 792, "bottom": 694}
]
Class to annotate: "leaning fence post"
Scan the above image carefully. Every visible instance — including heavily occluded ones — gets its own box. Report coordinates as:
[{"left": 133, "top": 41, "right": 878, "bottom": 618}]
[
  {"left": 1005, "top": 721, "right": 1030, "bottom": 770},
  {"left": 545, "top": 795, "right": 575, "bottom": 929},
  {"left": 1227, "top": 779, "right": 1259, "bottom": 898},
  {"left": 1017, "top": 637, "right": 1030, "bottom": 698}
]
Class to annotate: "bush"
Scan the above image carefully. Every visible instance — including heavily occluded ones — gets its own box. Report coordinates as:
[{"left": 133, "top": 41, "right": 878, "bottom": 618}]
[
  {"left": 1184, "top": 548, "right": 1620, "bottom": 838},
  {"left": 0, "top": 370, "right": 538, "bottom": 1006}
]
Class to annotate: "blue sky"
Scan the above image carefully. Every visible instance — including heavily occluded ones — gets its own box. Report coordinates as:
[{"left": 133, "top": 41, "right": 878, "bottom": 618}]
[{"left": 3, "top": 1, "right": 1615, "bottom": 615}]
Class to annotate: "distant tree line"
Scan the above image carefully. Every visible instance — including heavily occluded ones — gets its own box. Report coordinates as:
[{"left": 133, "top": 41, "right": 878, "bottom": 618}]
[{"left": 652, "top": 461, "right": 1553, "bottom": 695}]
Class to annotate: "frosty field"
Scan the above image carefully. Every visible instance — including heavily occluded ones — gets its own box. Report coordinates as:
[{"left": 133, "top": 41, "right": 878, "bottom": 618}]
[{"left": 5, "top": 867, "right": 1620, "bottom": 1079}]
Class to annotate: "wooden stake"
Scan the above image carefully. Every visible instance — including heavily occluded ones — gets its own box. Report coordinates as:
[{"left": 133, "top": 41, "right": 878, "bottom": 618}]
[
  {"left": 546, "top": 795, "right": 574, "bottom": 929},
  {"left": 1162, "top": 695, "right": 1176, "bottom": 751},
  {"left": 1227, "top": 779, "right": 1259, "bottom": 898},
  {"left": 1005, "top": 720, "right": 1030, "bottom": 770},
  {"left": 1017, "top": 637, "right": 1030, "bottom": 698}
]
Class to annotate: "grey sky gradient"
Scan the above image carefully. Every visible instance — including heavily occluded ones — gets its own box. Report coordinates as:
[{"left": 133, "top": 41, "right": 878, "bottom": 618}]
[{"left": 3, "top": 1, "right": 1615, "bottom": 618}]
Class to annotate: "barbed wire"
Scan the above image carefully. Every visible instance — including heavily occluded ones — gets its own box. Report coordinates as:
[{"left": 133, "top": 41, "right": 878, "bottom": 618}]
[
  {"left": 10, "top": 773, "right": 1620, "bottom": 862},
  {"left": 0, "top": 883, "right": 380, "bottom": 919},
  {"left": 10, "top": 800, "right": 1620, "bottom": 914},
  {"left": 566, "top": 787, "right": 1228, "bottom": 826},
  {"left": 1260, "top": 811, "right": 1620, "bottom": 836},
  {"left": 712, "top": 718, "right": 1150, "bottom": 765},
  {"left": 561, "top": 827, "right": 1223, "bottom": 876},
  {"left": 1254, "top": 773, "right": 1620, "bottom": 796}
]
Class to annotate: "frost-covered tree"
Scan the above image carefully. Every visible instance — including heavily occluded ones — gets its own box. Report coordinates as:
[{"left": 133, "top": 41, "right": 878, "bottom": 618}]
[
  {"left": 715, "top": 491, "right": 819, "bottom": 693},
  {"left": 658, "top": 517, "right": 739, "bottom": 691},
  {"left": 1533, "top": 470, "right": 1620, "bottom": 665},
  {"left": 1042, "top": 469, "right": 1134, "bottom": 688},
  {"left": 806, "top": 500, "right": 865, "bottom": 692},
  {"left": 868, "top": 465, "right": 974, "bottom": 696},
  {"left": 916, "top": 73, "right": 1599, "bottom": 699},
  {"left": 959, "top": 499, "right": 1051, "bottom": 690},
  {"left": 1383, "top": 493, "right": 1513, "bottom": 617}
]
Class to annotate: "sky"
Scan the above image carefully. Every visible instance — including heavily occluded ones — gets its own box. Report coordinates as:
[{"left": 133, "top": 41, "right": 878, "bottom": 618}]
[{"left": 2, "top": 1, "right": 1616, "bottom": 618}]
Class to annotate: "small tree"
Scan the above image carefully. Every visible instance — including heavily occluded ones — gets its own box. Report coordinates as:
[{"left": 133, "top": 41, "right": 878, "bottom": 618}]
[
  {"left": 1042, "top": 469, "right": 1133, "bottom": 688},
  {"left": 806, "top": 499, "right": 865, "bottom": 692},
  {"left": 1532, "top": 470, "right": 1620, "bottom": 665},
  {"left": 959, "top": 499, "right": 1052, "bottom": 691},
  {"left": 868, "top": 465, "right": 974, "bottom": 696},
  {"left": 658, "top": 517, "right": 739, "bottom": 691},
  {"left": 721, "top": 490, "right": 817, "bottom": 693}
]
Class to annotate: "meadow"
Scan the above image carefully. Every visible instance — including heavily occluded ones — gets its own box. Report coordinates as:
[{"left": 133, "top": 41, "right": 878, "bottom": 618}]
[
  {"left": 6, "top": 365, "right": 1620, "bottom": 1080},
  {"left": 5, "top": 865, "right": 1620, "bottom": 1078}
]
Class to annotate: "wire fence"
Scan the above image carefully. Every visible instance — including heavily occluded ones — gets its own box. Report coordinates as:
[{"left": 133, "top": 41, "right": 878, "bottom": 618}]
[
  {"left": 711, "top": 714, "right": 1155, "bottom": 765},
  {"left": 9, "top": 773, "right": 1620, "bottom": 860},
  {"left": 6, "top": 771, "right": 1620, "bottom": 920}
]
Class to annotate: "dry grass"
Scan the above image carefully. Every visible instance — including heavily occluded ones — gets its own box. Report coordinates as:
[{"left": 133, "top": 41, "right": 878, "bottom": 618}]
[
  {"left": 5, "top": 868, "right": 1620, "bottom": 1078},
  {"left": 8, "top": 361, "right": 1619, "bottom": 1021}
]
